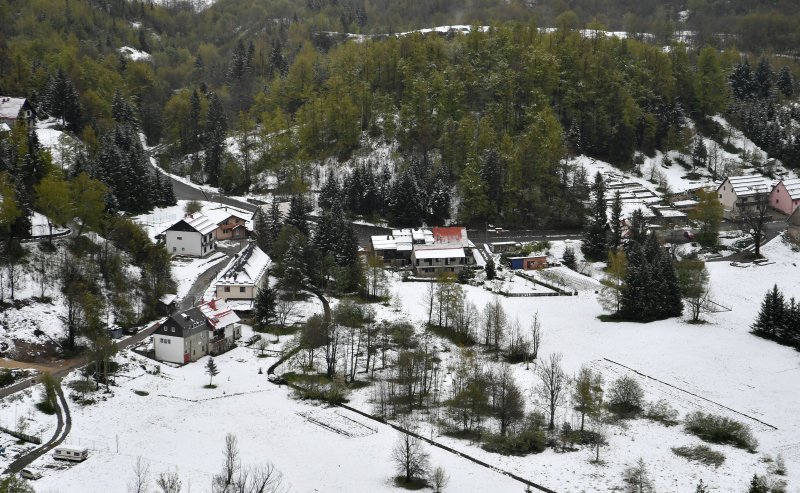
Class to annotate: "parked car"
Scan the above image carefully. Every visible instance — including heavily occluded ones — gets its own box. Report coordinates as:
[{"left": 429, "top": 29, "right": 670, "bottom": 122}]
[{"left": 20, "top": 468, "right": 42, "bottom": 480}]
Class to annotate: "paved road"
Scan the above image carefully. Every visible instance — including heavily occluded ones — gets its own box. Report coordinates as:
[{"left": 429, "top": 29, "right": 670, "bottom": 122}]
[
  {"left": 4, "top": 385, "right": 71, "bottom": 475},
  {"left": 0, "top": 322, "right": 161, "bottom": 400}
]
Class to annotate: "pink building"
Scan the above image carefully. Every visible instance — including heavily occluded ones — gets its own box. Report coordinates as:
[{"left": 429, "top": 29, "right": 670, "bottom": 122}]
[{"left": 769, "top": 178, "right": 800, "bottom": 216}]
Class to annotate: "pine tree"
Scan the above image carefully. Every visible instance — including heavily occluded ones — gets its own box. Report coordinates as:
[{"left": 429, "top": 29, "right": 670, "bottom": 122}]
[
  {"left": 203, "top": 93, "right": 227, "bottom": 186},
  {"left": 559, "top": 248, "right": 576, "bottom": 273},
  {"left": 609, "top": 191, "right": 623, "bottom": 251},
  {"left": 776, "top": 66, "right": 794, "bottom": 98},
  {"left": 753, "top": 57, "right": 774, "bottom": 100},
  {"left": 205, "top": 357, "right": 219, "bottom": 386},
  {"left": 730, "top": 60, "right": 754, "bottom": 101},
  {"left": 253, "top": 209, "right": 273, "bottom": 254},
  {"left": 695, "top": 479, "right": 708, "bottom": 493},
  {"left": 747, "top": 474, "right": 768, "bottom": 493},
  {"left": 390, "top": 168, "right": 424, "bottom": 227},
  {"left": 485, "top": 257, "right": 496, "bottom": 280},
  {"left": 286, "top": 194, "right": 311, "bottom": 236},
  {"left": 428, "top": 178, "right": 451, "bottom": 225},
  {"left": 44, "top": 69, "right": 82, "bottom": 131},
  {"left": 254, "top": 284, "right": 276, "bottom": 329},
  {"left": 318, "top": 173, "right": 340, "bottom": 212},
  {"left": 279, "top": 235, "right": 306, "bottom": 297},
  {"left": 583, "top": 172, "right": 607, "bottom": 260},
  {"left": 459, "top": 152, "right": 490, "bottom": 223},
  {"left": 752, "top": 285, "right": 785, "bottom": 338}
]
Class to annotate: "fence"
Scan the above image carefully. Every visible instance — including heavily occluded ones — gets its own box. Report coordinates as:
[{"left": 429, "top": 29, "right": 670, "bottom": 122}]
[
  {"left": 514, "top": 272, "right": 576, "bottom": 296},
  {"left": 0, "top": 426, "right": 42, "bottom": 445}
]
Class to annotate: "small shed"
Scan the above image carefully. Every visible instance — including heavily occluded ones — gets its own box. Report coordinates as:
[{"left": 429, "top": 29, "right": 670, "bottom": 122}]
[
  {"left": 107, "top": 325, "right": 123, "bottom": 339},
  {"left": 509, "top": 256, "right": 548, "bottom": 270},
  {"left": 159, "top": 293, "right": 178, "bottom": 315},
  {"left": 489, "top": 241, "right": 520, "bottom": 254}
]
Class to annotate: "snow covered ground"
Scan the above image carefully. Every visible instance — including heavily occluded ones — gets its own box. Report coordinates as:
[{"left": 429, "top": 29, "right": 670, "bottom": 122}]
[
  {"left": 118, "top": 46, "right": 151, "bottom": 62},
  {"left": 347, "top": 236, "right": 800, "bottom": 492},
  {"left": 28, "top": 346, "right": 524, "bottom": 493}
]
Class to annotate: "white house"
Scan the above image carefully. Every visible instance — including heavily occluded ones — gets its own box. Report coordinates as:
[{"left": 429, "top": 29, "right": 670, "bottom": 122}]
[
  {"left": 153, "top": 307, "right": 209, "bottom": 364},
  {"left": 717, "top": 175, "right": 771, "bottom": 219},
  {"left": 163, "top": 214, "right": 218, "bottom": 257},
  {"left": 0, "top": 97, "right": 37, "bottom": 127},
  {"left": 214, "top": 242, "right": 271, "bottom": 308},
  {"left": 369, "top": 228, "right": 434, "bottom": 266},
  {"left": 152, "top": 299, "right": 241, "bottom": 364}
]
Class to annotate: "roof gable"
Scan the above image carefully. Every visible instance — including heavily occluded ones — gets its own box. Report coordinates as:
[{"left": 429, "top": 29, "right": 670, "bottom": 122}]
[
  {"left": 216, "top": 242, "right": 271, "bottom": 286},
  {"left": 164, "top": 213, "right": 217, "bottom": 235},
  {"left": 0, "top": 97, "right": 34, "bottom": 120},
  {"left": 723, "top": 175, "right": 771, "bottom": 197}
]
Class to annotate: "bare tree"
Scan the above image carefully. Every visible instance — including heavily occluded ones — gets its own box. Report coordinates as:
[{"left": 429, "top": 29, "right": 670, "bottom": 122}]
[
  {"left": 275, "top": 299, "right": 299, "bottom": 332},
  {"left": 391, "top": 424, "right": 430, "bottom": 484},
  {"left": 212, "top": 433, "right": 240, "bottom": 492},
  {"left": 156, "top": 472, "right": 182, "bottom": 493},
  {"left": 739, "top": 191, "right": 771, "bottom": 258},
  {"left": 535, "top": 353, "right": 568, "bottom": 431},
  {"left": 431, "top": 466, "right": 449, "bottom": 493},
  {"left": 128, "top": 457, "right": 151, "bottom": 493},
  {"left": 482, "top": 297, "right": 506, "bottom": 352},
  {"left": 423, "top": 281, "right": 436, "bottom": 326},
  {"left": 529, "top": 313, "right": 542, "bottom": 362},
  {"left": 590, "top": 413, "right": 608, "bottom": 464},
  {"left": 491, "top": 363, "right": 525, "bottom": 436}
]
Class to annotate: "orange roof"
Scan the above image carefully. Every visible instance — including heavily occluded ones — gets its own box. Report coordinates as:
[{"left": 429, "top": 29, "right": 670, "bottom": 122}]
[{"left": 433, "top": 226, "right": 464, "bottom": 244}]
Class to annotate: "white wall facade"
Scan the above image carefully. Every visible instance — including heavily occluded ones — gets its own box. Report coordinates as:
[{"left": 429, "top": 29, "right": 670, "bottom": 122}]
[
  {"left": 154, "top": 334, "right": 185, "bottom": 364},
  {"left": 165, "top": 230, "right": 216, "bottom": 257}
]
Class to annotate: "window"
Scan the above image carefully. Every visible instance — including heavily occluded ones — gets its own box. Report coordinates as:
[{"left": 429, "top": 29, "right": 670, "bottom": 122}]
[
  {"left": 224, "top": 286, "right": 230, "bottom": 292},
  {"left": 177, "top": 236, "right": 182, "bottom": 240},
  {"left": 239, "top": 287, "right": 246, "bottom": 293}
]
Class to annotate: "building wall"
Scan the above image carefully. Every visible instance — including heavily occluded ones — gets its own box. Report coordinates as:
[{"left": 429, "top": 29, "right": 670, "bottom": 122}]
[
  {"left": 216, "top": 283, "right": 256, "bottom": 301},
  {"left": 769, "top": 183, "right": 800, "bottom": 216},
  {"left": 154, "top": 334, "right": 185, "bottom": 364},
  {"left": 216, "top": 217, "right": 248, "bottom": 240},
  {"left": 165, "top": 230, "right": 216, "bottom": 257},
  {"left": 717, "top": 179, "right": 739, "bottom": 217},
  {"left": 186, "top": 331, "right": 209, "bottom": 362},
  {"left": 412, "top": 253, "right": 471, "bottom": 277}
]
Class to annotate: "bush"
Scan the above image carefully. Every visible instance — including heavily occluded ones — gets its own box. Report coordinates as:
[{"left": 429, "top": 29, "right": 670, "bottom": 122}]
[
  {"left": 672, "top": 444, "right": 726, "bottom": 467},
  {"left": 643, "top": 399, "right": 680, "bottom": 426},
  {"left": 481, "top": 413, "right": 547, "bottom": 456},
  {"left": 684, "top": 412, "right": 758, "bottom": 452},
  {"left": 457, "top": 268, "right": 474, "bottom": 284},
  {"left": 607, "top": 375, "right": 645, "bottom": 418}
]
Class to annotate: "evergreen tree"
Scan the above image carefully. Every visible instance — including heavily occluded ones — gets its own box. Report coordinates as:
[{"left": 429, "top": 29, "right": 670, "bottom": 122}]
[
  {"left": 620, "top": 232, "right": 681, "bottom": 321},
  {"left": 776, "top": 66, "right": 794, "bottom": 98},
  {"left": 692, "top": 139, "right": 708, "bottom": 172},
  {"left": 747, "top": 474, "right": 768, "bottom": 493},
  {"left": 428, "top": 178, "right": 451, "bottom": 225},
  {"left": 562, "top": 246, "right": 577, "bottom": 271},
  {"left": 753, "top": 57, "right": 774, "bottom": 100},
  {"left": 628, "top": 209, "right": 647, "bottom": 245},
  {"left": 43, "top": 68, "right": 81, "bottom": 131},
  {"left": 459, "top": 152, "right": 490, "bottom": 224},
  {"left": 253, "top": 209, "right": 273, "bottom": 254},
  {"left": 695, "top": 479, "right": 708, "bottom": 493},
  {"left": 390, "top": 168, "right": 424, "bottom": 227},
  {"left": 203, "top": 93, "right": 227, "bottom": 186},
  {"left": 752, "top": 285, "right": 785, "bottom": 338},
  {"left": 279, "top": 235, "right": 306, "bottom": 297},
  {"left": 111, "top": 90, "right": 137, "bottom": 125},
  {"left": 583, "top": 172, "right": 607, "bottom": 260},
  {"left": 205, "top": 357, "right": 219, "bottom": 386},
  {"left": 609, "top": 191, "right": 623, "bottom": 251},
  {"left": 485, "top": 257, "right": 496, "bottom": 280},
  {"left": 730, "top": 60, "right": 755, "bottom": 101},
  {"left": 253, "top": 284, "right": 276, "bottom": 329},
  {"left": 286, "top": 194, "right": 311, "bottom": 237},
  {"left": 318, "top": 173, "right": 340, "bottom": 212},
  {"left": 160, "top": 173, "right": 177, "bottom": 206}
]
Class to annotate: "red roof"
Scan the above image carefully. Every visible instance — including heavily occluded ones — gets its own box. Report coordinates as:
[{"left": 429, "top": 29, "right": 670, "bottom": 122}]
[{"left": 433, "top": 226, "right": 464, "bottom": 244}]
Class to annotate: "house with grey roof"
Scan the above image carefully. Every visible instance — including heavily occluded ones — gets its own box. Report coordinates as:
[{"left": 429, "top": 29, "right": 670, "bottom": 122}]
[
  {"left": 0, "top": 97, "right": 37, "bottom": 127},
  {"left": 213, "top": 242, "right": 271, "bottom": 309},
  {"left": 163, "top": 213, "right": 218, "bottom": 257},
  {"left": 153, "top": 299, "right": 242, "bottom": 364},
  {"left": 717, "top": 174, "right": 772, "bottom": 219}
]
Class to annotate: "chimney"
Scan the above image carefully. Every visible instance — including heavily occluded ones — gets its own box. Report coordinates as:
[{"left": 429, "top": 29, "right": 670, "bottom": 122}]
[{"left": 209, "top": 299, "right": 217, "bottom": 310}]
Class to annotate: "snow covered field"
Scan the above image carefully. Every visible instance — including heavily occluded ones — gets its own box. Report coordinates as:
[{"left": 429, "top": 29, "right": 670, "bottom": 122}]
[
  {"left": 28, "top": 347, "right": 524, "bottom": 493},
  {"left": 6, "top": 235, "right": 799, "bottom": 492}
]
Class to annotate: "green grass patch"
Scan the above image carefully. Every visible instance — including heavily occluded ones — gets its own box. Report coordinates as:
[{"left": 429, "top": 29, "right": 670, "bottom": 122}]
[
  {"left": 203, "top": 384, "right": 218, "bottom": 389},
  {"left": 672, "top": 444, "right": 726, "bottom": 467},
  {"left": 133, "top": 390, "right": 149, "bottom": 396}
]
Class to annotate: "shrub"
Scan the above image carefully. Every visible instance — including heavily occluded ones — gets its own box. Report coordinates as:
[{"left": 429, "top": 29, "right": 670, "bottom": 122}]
[
  {"left": 481, "top": 417, "right": 547, "bottom": 456},
  {"left": 643, "top": 399, "right": 680, "bottom": 426},
  {"left": 672, "top": 444, "right": 726, "bottom": 467},
  {"left": 607, "top": 375, "right": 645, "bottom": 418},
  {"left": 684, "top": 412, "right": 758, "bottom": 452}
]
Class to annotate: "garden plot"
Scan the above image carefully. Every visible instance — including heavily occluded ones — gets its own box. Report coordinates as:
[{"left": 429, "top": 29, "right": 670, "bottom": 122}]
[
  {"left": 538, "top": 266, "right": 602, "bottom": 293},
  {"left": 297, "top": 409, "right": 378, "bottom": 438}
]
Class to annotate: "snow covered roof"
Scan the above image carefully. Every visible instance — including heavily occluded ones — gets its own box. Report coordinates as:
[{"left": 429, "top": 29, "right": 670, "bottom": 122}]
[
  {"left": 413, "top": 247, "right": 466, "bottom": 259},
  {"left": 156, "top": 307, "right": 207, "bottom": 338},
  {"left": 0, "top": 97, "right": 28, "bottom": 120},
  {"left": 164, "top": 213, "right": 218, "bottom": 235},
  {"left": 159, "top": 294, "right": 177, "bottom": 306},
  {"left": 0, "top": 123, "right": 9, "bottom": 132},
  {"left": 779, "top": 178, "right": 800, "bottom": 200},
  {"left": 203, "top": 206, "right": 252, "bottom": 226},
  {"left": 372, "top": 229, "right": 434, "bottom": 251},
  {"left": 672, "top": 199, "right": 699, "bottom": 208},
  {"left": 723, "top": 175, "right": 771, "bottom": 198},
  {"left": 198, "top": 298, "right": 241, "bottom": 329},
  {"left": 216, "top": 242, "right": 271, "bottom": 287},
  {"left": 118, "top": 46, "right": 152, "bottom": 61}
]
